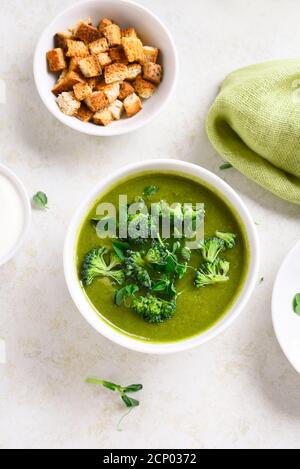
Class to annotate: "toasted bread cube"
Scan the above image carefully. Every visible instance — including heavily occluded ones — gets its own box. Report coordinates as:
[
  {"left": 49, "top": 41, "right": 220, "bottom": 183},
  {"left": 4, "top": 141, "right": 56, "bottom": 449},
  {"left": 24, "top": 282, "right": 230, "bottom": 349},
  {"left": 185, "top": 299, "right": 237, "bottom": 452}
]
[
  {"left": 118, "top": 81, "right": 135, "bottom": 100},
  {"left": 47, "top": 48, "right": 67, "bottom": 72},
  {"left": 126, "top": 63, "right": 142, "bottom": 80},
  {"left": 103, "top": 24, "right": 121, "bottom": 46},
  {"left": 73, "top": 82, "right": 92, "bottom": 101},
  {"left": 97, "top": 82, "right": 120, "bottom": 103},
  {"left": 52, "top": 71, "right": 84, "bottom": 95},
  {"left": 89, "top": 37, "right": 109, "bottom": 54},
  {"left": 75, "top": 103, "right": 94, "bottom": 122},
  {"left": 93, "top": 108, "right": 113, "bottom": 126},
  {"left": 122, "top": 37, "right": 144, "bottom": 63},
  {"left": 121, "top": 28, "right": 137, "bottom": 38},
  {"left": 66, "top": 39, "right": 89, "bottom": 57},
  {"left": 142, "top": 46, "right": 159, "bottom": 64},
  {"left": 74, "top": 21, "right": 99, "bottom": 43},
  {"left": 98, "top": 18, "right": 113, "bottom": 34},
  {"left": 79, "top": 56, "right": 101, "bottom": 77},
  {"left": 123, "top": 92, "right": 142, "bottom": 117},
  {"left": 132, "top": 76, "right": 156, "bottom": 99},
  {"left": 87, "top": 77, "right": 99, "bottom": 90},
  {"left": 69, "top": 57, "right": 81, "bottom": 73},
  {"left": 143, "top": 62, "right": 162, "bottom": 84},
  {"left": 104, "top": 63, "right": 128, "bottom": 84},
  {"left": 109, "top": 47, "right": 128, "bottom": 64},
  {"left": 96, "top": 52, "right": 112, "bottom": 67},
  {"left": 85, "top": 91, "right": 109, "bottom": 112},
  {"left": 56, "top": 91, "right": 80, "bottom": 116},
  {"left": 55, "top": 31, "right": 72, "bottom": 50},
  {"left": 109, "top": 99, "right": 124, "bottom": 120}
]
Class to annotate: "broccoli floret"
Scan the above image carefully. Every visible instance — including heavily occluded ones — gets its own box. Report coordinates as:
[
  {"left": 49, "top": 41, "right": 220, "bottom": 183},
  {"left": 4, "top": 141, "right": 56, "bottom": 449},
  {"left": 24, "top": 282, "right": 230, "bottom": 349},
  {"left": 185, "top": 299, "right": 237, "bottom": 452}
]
[
  {"left": 195, "top": 259, "right": 230, "bottom": 288},
  {"left": 124, "top": 250, "right": 152, "bottom": 289},
  {"left": 216, "top": 231, "right": 237, "bottom": 249},
  {"left": 81, "top": 247, "right": 125, "bottom": 286},
  {"left": 132, "top": 295, "right": 176, "bottom": 323},
  {"left": 145, "top": 241, "right": 167, "bottom": 265},
  {"left": 199, "top": 237, "right": 225, "bottom": 263}
]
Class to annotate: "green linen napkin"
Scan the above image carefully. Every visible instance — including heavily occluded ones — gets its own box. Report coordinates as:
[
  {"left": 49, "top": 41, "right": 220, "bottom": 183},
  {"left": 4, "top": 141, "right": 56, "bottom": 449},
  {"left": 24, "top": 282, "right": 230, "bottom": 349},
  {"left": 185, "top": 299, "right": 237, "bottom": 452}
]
[{"left": 206, "top": 59, "right": 300, "bottom": 204}]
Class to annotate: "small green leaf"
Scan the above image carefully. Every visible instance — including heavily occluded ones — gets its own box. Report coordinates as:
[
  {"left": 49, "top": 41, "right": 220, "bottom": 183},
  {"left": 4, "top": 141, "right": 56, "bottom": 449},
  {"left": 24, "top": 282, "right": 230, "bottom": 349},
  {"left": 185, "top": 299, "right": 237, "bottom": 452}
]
[
  {"left": 115, "top": 284, "right": 139, "bottom": 306},
  {"left": 85, "top": 378, "right": 120, "bottom": 392},
  {"left": 219, "top": 163, "right": 233, "bottom": 170},
  {"left": 181, "top": 247, "right": 191, "bottom": 261},
  {"left": 121, "top": 394, "right": 140, "bottom": 408},
  {"left": 32, "top": 191, "right": 48, "bottom": 210},
  {"left": 293, "top": 294, "right": 300, "bottom": 316},
  {"left": 121, "top": 384, "right": 143, "bottom": 394},
  {"left": 143, "top": 185, "right": 159, "bottom": 197}
]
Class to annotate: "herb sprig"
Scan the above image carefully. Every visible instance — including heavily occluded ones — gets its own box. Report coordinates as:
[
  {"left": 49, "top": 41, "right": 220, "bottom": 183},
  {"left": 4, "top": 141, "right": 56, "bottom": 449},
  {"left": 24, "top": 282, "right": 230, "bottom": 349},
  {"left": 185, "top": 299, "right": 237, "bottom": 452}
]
[
  {"left": 86, "top": 378, "right": 143, "bottom": 408},
  {"left": 32, "top": 191, "right": 48, "bottom": 210}
]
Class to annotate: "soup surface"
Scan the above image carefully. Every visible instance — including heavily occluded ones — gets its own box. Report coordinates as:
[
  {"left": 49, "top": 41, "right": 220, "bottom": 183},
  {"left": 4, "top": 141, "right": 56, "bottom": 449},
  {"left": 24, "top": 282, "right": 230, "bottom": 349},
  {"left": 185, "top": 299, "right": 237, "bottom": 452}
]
[{"left": 76, "top": 172, "right": 250, "bottom": 342}]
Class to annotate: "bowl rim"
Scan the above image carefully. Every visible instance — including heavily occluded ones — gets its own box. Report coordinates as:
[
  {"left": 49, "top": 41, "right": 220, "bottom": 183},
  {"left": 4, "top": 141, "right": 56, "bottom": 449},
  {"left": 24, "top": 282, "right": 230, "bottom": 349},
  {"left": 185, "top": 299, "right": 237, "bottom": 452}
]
[
  {"left": 64, "top": 159, "right": 260, "bottom": 354},
  {"left": 33, "top": 0, "right": 178, "bottom": 137},
  {"left": 0, "top": 163, "right": 31, "bottom": 266}
]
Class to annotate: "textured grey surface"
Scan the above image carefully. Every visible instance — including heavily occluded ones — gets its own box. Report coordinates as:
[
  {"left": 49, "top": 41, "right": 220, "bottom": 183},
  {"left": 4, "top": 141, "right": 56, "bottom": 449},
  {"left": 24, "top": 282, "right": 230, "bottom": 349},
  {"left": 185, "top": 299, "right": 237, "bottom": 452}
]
[{"left": 1, "top": 0, "right": 300, "bottom": 449}]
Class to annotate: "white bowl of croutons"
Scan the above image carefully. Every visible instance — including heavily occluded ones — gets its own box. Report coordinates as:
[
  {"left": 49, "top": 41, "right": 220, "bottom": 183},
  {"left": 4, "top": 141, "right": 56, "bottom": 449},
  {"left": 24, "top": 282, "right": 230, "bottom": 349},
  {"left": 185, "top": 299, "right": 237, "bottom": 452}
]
[{"left": 34, "top": 0, "right": 178, "bottom": 136}]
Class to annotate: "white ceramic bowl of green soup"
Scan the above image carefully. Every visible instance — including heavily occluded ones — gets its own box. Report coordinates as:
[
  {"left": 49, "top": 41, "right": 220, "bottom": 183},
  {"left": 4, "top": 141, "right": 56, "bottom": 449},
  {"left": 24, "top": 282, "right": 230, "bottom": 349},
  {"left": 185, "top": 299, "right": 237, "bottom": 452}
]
[{"left": 64, "top": 160, "right": 260, "bottom": 354}]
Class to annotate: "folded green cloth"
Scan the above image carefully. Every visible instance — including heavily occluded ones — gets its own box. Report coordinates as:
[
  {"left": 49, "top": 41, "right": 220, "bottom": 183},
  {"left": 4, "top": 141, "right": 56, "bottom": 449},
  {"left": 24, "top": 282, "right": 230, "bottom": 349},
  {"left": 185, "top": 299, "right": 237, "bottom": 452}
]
[{"left": 206, "top": 59, "right": 300, "bottom": 204}]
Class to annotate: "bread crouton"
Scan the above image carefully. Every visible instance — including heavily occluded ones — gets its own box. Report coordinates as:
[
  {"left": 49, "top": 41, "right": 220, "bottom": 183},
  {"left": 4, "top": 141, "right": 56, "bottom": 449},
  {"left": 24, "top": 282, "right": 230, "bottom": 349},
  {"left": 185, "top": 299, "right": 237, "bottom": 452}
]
[
  {"left": 98, "top": 18, "right": 113, "bottom": 34},
  {"left": 108, "top": 99, "right": 124, "bottom": 120},
  {"left": 121, "top": 28, "right": 137, "bottom": 38},
  {"left": 143, "top": 62, "right": 162, "bottom": 84},
  {"left": 103, "top": 24, "right": 122, "bottom": 47},
  {"left": 85, "top": 91, "right": 109, "bottom": 112},
  {"left": 122, "top": 37, "right": 144, "bottom": 63},
  {"left": 96, "top": 52, "right": 112, "bottom": 67},
  {"left": 56, "top": 91, "right": 80, "bottom": 116},
  {"left": 126, "top": 63, "right": 142, "bottom": 80},
  {"left": 123, "top": 92, "right": 142, "bottom": 117},
  {"left": 75, "top": 103, "right": 94, "bottom": 122},
  {"left": 79, "top": 55, "right": 101, "bottom": 77},
  {"left": 109, "top": 47, "right": 128, "bottom": 64},
  {"left": 142, "top": 46, "right": 159, "bottom": 64},
  {"left": 87, "top": 77, "right": 99, "bottom": 90},
  {"left": 104, "top": 63, "right": 128, "bottom": 84},
  {"left": 73, "top": 82, "right": 92, "bottom": 101},
  {"left": 74, "top": 21, "right": 99, "bottom": 43},
  {"left": 89, "top": 37, "right": 109, "bottom": 54},
  {"left": 52, "top": 71, "right": 84, "bottom": 95},
  {"left": 132, "top": 76, "right": 156, "bottom": 99},
  {"left": 93, "top": 108, "right": 113, "bottom": 126},
  {"left": 55, "top": 31, "right": 72, "bottom": 50},
  {"left": 66, "top": 39, "right": 89, "bottom": 57},
  {"left": 118, "top": 81, "right": 135, "bottom": 100},
  {"left": 47, "top": 48, "right": 67, "bottom": 72},
  {"left": 69, "top": 57, "right": 81, "bottom": 73},
  {"left": 97, "top": 82, "right": 120, "bottom": 103}
]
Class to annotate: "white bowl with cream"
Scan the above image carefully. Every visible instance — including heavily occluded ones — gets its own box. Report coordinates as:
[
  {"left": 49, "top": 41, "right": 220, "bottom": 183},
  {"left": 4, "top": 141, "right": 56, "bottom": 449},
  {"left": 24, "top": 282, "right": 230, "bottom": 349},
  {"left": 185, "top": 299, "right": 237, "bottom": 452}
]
[{"left": 0, "top": 164, "right": 31, "bottom": 266}]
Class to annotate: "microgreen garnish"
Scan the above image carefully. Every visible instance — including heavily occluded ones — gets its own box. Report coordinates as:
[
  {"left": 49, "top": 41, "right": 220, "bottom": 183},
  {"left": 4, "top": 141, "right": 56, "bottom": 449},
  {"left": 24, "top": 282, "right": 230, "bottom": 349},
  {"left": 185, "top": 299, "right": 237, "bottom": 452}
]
[
  {"left": 86, "top": 378, "right": 143, "bottom": 408},
  {"left": 143, "top": 185, "right": 159, "bottom": 197},
  {"left": 115, "top": 284, "right": 139, "bottom": 306},
  {"left": 112, "top": 240, "right": 130, "bottom": 260},
  {"left": 219, "top": 163, "right": 233, "bottom": 170},
  {"left": 293, "top": 293, "right": 300, "bottom": 316},
  {"left": 32, "top": 191, "right": 48, "bottom": 210}
]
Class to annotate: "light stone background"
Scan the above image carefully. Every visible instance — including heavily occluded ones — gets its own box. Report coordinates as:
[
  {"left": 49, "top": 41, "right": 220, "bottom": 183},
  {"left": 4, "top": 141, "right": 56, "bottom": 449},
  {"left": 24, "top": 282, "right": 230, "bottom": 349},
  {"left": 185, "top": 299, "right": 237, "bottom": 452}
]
[{"left": 1, "top": 0, "right": 300, "bottom": 450}]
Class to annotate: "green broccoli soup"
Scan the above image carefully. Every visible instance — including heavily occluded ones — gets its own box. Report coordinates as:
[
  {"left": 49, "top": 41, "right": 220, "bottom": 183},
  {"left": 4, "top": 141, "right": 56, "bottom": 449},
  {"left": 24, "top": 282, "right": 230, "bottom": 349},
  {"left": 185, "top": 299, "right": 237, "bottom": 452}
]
[{"left": 76, "top": 172, "right": 250, "bottom": 343}]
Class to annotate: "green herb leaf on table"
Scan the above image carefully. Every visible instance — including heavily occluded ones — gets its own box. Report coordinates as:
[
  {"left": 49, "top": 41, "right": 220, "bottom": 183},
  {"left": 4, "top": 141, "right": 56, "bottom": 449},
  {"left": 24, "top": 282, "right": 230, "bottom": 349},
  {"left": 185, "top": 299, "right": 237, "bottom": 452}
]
[
  {"left": 293, "top": 293, "right": 300, "bottom": 316},
  {"left": 86, "top": 378, "right": 143, "bottom": 408},
  {"left": 32, "top": 191, "right": 48, "bottom": 210},
  {"left": 219, "top": 163, "right": 233, "bottom": 170}
]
